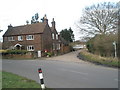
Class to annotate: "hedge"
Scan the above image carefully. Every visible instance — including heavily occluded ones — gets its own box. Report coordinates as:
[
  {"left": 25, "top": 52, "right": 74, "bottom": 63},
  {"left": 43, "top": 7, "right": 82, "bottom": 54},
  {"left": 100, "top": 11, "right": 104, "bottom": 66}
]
[
  {"left": 2, "top": 50, "right": 28, "bottom": 55},
  {"left": 78, "top": 50, "right": 119, "bottom": 68}
]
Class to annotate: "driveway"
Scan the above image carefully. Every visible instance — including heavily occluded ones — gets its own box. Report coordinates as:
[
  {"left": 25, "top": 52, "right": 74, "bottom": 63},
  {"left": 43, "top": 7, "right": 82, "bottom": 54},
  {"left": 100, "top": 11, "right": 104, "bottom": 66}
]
[{"left": 43, "top": 50, "right": 90, "bottom": 64}]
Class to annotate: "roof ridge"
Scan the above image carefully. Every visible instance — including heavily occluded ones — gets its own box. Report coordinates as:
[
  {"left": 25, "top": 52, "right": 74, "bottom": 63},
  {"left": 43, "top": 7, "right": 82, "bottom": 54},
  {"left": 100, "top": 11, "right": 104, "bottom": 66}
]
[{"left": 13, "top": 22, "right": 44, "bottom": 28}]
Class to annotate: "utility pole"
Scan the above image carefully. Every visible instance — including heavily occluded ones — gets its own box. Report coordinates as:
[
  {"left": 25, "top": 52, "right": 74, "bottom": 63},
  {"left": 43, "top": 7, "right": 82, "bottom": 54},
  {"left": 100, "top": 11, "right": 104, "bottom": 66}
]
[{"left": 113, "top": 41, "right": 117, "bottom": 58}]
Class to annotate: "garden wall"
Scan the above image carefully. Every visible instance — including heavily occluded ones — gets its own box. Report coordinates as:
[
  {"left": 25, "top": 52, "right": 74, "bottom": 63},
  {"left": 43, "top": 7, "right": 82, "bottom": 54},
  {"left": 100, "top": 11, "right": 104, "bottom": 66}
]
[{"left": 2, "top": 52, "right": 34, "bottom": 59}]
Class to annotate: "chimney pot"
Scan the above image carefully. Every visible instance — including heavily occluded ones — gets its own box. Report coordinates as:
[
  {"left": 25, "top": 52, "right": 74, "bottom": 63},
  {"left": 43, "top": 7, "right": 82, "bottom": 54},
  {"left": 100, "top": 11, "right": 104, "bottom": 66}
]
[
  {"left": 51, "top": 18, "right": 55, "bottom": 30},
  {"left": 8, "top": 24, "right": 13, "bottom": 29},
  {"left": 43, "top": 14, "right": 48, "bottom": 24}
]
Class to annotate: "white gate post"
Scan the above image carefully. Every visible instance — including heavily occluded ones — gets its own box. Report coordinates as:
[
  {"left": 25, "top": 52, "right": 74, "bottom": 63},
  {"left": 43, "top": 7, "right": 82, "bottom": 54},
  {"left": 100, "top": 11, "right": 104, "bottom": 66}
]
[{"left": 38, "top": 51, "right": 41, "bottom": 57}]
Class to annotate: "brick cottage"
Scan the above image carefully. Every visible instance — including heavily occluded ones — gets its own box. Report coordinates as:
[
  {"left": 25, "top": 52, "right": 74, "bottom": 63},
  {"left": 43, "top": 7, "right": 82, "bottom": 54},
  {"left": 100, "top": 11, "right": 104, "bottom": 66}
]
[{"left": 2, "top": 15, "right": 70, "bottom": 57}]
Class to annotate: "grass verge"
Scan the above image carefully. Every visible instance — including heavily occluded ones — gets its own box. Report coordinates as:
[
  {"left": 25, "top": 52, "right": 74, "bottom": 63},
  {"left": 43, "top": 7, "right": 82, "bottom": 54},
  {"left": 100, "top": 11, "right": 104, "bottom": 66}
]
[
  {"left": 78, "top": 50, "right": 119, "bottom": 68},
  {"left": 2, "top": 71, "right": 41, "bottom": 88},
  {"left": 0, "top": 71, "right": 2, "bottom": 90}
]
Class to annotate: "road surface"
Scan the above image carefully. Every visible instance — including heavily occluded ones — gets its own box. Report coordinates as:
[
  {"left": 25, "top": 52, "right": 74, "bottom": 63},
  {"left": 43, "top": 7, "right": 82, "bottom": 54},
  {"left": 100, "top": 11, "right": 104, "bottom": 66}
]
[{"left": 2, "top": 59, "right": 118, "bottom": 88}]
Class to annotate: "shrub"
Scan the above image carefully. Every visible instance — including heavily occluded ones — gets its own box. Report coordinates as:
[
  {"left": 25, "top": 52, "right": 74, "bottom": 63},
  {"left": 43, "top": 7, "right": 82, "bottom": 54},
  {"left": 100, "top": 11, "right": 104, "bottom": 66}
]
[
  {"left": 79, "top": 50, "right": 119, "bottom": 67},
  {"left": 2, "top": 50, "right": 28, "bottom": 55},
  {"left": 46, "top": 52, "right": 52, "bottom": 57},
  {"left": 86, "top": 34, "right": 117, "bottom": 57},
  {"left": 0, "top": 50, "right": 7, "bottom": 53}
]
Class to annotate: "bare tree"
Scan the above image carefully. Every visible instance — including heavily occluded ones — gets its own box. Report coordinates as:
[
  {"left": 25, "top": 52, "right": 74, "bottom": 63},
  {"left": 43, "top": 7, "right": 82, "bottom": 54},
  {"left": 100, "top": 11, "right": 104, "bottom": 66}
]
[{"left": 77, "top": 2, "right": 118, "bottom": 37}]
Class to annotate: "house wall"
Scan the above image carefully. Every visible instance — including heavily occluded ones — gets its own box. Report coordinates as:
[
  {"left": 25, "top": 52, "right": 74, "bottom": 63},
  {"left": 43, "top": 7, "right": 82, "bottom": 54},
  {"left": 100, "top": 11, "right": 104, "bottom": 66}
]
[
  {"left": 0, "top": 42, "right": 2, "bottom": 49},
  {"left": 42, "top": 25, "right": 53, "bottom": 54},
  {"left": 2, "top": 34, "right": 42, "bottom": 51},
  {"left": 51, "top": 29, "right": 61, "bottom": 55}
]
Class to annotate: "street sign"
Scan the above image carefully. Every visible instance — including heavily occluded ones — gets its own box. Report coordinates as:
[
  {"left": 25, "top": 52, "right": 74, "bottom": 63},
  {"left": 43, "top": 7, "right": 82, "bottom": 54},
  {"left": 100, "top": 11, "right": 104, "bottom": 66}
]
[{"left": 112, "top": 41, "right": 117, "bottom": 57}]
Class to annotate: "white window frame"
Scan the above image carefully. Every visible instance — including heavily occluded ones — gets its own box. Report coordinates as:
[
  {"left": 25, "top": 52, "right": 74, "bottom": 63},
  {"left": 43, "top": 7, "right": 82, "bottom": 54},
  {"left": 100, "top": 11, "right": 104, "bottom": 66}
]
[
  {"left": 26, "top": 35, "right": 34, "bottom": 40},
  {"left": 27, "top": 45, "right": 34, "bottom": 51},
  {"left": 58, "top": 43, "right": 60, "bottom": 50},
  {"left": 56, "top": 34, "right": 58, "bottom": 40},
  {"left": 8, "top": 36, "right": 14, "bottom": 41},
  {"left": 18, "top": 36, "right": 23, "bottom": 41},
  {"left": 53, "top": 43, "right": 55, "bottom": 50},
  {"left": 57, "top": 43, "right": 60, "bottom": 50},
  {"left": 52, "top": 33, "right": 55, "bottom": 39}
]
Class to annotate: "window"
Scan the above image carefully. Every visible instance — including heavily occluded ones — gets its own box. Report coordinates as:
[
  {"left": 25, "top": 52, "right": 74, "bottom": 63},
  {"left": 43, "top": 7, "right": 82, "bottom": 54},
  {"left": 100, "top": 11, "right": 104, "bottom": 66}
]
[
  {"left": 58, "top": 44, "right": 60, "bottom": 50},
  {"left": 53, "top": 43, "right": 55, "bottom": 50},
  {"left": 26, "top": 35, "right": 34, "bottom": 40},
  {"left": 8, "top": 36, "right": 14, "bottom": 41},
  {"left": 52, "top": 33, "right": 54, "bottom": 39},
  {"left": 57, "top": 43, "right": 60, "bottom": 50},
  {"left": 27, "top": 45, "right": 34, "bottom": 51},
  {"left": 56, "top": 34, "right": 58, "bottom": 40},
  {"left": 18, "top": 36, "right": 23, "bottom": 41}
]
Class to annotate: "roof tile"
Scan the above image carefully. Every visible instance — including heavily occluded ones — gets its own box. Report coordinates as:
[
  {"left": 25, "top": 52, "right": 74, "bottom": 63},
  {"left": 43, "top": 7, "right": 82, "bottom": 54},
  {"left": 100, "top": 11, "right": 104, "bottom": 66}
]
[{"left": 3, "top": 23, "right": 46, "bottom": 36}]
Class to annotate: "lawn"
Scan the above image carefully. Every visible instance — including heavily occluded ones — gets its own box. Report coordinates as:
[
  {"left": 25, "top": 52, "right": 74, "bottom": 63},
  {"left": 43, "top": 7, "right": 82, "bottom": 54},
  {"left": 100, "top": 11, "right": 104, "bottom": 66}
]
[
  {"left": 2, "top": 71, "right": 41, "bottom": 88},
  {"left": 0, "top": 71, "right": 2, "bottom": 90}
]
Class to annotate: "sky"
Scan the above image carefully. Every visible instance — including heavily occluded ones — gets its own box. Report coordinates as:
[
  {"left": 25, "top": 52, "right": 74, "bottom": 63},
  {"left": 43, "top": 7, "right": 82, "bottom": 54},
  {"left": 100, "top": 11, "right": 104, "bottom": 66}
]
[{"left": 0, "top": 0, "right": 119, "bottom": 42}]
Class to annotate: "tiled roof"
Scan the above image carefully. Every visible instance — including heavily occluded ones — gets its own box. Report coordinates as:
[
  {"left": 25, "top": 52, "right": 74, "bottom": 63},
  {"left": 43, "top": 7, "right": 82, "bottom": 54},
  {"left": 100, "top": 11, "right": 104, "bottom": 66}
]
[
  {"left": 50, "top": 27, "right": 54, "bottom": 32},
  {"left": 50, "top": 27, "right": 58, "bottom": 34},
  {"left": 3, "top": 23, "right": 46, "bottom": 36}
]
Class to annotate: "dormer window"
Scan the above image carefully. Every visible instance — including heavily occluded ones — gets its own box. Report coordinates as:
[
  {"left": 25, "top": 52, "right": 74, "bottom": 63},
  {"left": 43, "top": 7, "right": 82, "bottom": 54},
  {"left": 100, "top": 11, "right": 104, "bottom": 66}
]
[
  {"left": 26, "top": 35, "right": 34, "bottom": 40},
  {"left": 8, "top": 36, "right": 14, "bottom": 41}
]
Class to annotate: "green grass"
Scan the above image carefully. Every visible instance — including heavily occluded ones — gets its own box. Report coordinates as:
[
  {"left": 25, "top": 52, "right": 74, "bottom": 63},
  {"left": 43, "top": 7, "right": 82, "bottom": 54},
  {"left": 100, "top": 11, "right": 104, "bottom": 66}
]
[
  {"left": 2, "top": 71, "right": 41, "bottom": 88},
  {"left": 0, "top": 71, "right": 2, "bottom": 90},
  {"left": 79, "top": 50, "right": 119, "bottom": 68}
]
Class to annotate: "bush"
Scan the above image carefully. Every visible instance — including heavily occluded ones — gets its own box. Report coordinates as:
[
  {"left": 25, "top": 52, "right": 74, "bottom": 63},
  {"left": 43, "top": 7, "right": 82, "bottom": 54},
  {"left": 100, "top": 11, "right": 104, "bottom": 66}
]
[
  {"left": 46, "top": 52, "right": 52, "bottom": 57},
  {"left": 2, "top": 50, "right": 28, "bottom": 55},
  {"left": 86, "top": 34, "right": 117, "bottom": 57},
  {"left": 79, "top": 50, "right": 119, "bottom": 68}
]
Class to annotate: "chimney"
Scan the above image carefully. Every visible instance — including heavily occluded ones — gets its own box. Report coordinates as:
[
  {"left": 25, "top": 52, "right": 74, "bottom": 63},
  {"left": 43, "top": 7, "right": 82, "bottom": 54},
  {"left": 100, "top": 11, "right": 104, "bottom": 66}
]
[
  {"left": 51, "top": 18, "right": 56, "bottom": 30},
  {"left": 42, "top": 14, "right": 48, "bottom": 24},
  {"left": 8, "top": 24, "right": 13, "bottom": 29}
]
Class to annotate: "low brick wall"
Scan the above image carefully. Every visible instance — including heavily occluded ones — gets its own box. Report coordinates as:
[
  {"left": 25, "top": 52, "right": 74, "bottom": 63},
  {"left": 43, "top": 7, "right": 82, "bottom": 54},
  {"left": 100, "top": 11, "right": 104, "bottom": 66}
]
[
  {"left": 60, "top": 46, "right": 71, "bottom": 54},
  {"left": 2, "top": 52, "right": 33, "bottom": 59}
]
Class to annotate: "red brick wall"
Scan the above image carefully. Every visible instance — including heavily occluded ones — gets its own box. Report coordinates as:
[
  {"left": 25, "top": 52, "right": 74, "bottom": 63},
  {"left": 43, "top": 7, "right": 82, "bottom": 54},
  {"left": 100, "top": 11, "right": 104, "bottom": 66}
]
[
  {"left": 42, "top": 25, "right": 53, "bottom": 53},
  {"left": 60, "top": 44, "right": 71, "bottom": 54},
  {"left": 3, "top": 34, "right": 42, "bottom": 51}
]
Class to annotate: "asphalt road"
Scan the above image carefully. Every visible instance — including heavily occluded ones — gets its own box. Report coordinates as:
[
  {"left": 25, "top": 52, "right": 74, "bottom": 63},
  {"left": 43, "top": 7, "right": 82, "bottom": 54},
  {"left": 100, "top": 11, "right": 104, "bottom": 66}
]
[{"left": 2, "top": 59, "right": 118, "bottom": 88}]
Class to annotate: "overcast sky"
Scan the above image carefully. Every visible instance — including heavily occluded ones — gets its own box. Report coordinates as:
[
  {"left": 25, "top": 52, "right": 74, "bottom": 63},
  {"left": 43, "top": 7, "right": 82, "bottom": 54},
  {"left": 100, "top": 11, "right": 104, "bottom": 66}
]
[{"left": 0, "top": 0, "right": 119, "bottom": 42}]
